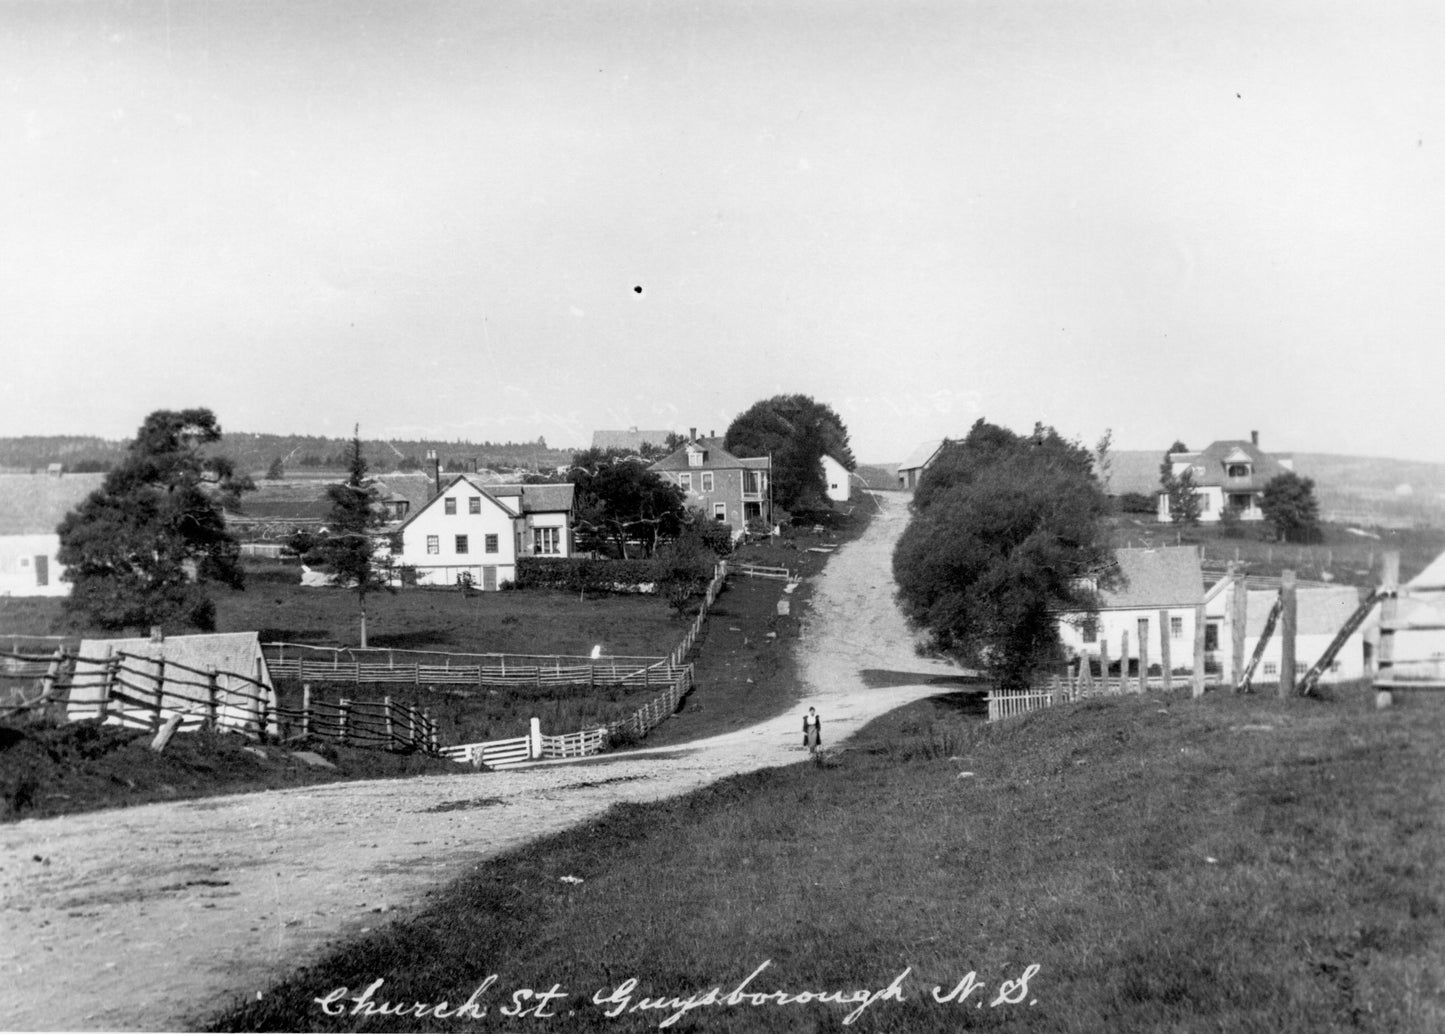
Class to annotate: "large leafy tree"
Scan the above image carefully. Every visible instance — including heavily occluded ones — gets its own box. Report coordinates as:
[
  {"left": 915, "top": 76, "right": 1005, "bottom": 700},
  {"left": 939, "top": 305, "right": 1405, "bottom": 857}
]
[
  {"left": 311, "top": 429, "right": 391, "bottom": 647},
  {"left": 893, "top": 419, "right": 1115, "bottom": 690},
  {"left": 1261, "top": 471, "right": 1323, "bottom": 543},
  {"left": 724, "top": 394, "right": 855, "bottom": 511},
  {"left": 568, "top": 453, "right": 686, "bottom": 558},
  {"left": 57, "top": 408, "right": 252, "bottom": 632}
]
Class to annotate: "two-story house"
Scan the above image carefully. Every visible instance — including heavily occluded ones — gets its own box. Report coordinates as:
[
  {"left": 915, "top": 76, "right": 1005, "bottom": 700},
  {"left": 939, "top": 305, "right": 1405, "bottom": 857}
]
[
  {"left": 649, "top": 435, "right": 772, "bottom": 534},
  {"left": 393, "top": 475, "right": 574, "bottom": 589},
  {"left": 1157, "top": 432, "right": 1295, "bottom": 523}
]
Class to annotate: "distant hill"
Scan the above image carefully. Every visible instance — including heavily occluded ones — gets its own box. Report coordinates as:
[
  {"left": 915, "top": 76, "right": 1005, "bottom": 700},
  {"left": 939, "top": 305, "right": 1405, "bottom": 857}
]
[{"left": 0, "top": 433, "right": 577, "bottom": 477}]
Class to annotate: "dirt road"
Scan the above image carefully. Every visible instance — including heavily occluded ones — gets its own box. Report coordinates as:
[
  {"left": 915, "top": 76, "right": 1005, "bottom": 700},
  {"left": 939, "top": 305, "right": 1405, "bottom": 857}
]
[{"left": 0, "top": 492, "right": 959, "bottom": 1031}]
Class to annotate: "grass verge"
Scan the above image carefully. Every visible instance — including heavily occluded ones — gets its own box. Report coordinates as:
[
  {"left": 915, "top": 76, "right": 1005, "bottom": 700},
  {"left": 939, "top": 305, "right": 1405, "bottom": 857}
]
[{"left": 209, "top": 681, "right": 1445, "bottom": 1033}]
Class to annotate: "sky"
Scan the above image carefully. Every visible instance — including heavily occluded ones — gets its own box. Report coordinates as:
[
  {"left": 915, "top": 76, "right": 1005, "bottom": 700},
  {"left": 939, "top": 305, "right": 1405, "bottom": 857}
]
[{"left": 3, "top": 1, "right": 1445, "bottom": 464}]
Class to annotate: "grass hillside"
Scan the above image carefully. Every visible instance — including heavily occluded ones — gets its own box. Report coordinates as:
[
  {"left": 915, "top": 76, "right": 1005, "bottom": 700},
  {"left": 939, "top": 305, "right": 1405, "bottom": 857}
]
[{"left": 212, "top": 682, "right": 1445, "bottom": 1033}]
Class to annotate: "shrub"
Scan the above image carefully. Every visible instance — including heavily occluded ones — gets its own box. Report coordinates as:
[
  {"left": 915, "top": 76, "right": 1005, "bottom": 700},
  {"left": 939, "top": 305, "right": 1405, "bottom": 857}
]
[
  {"left": 1118, "top": 492, "right": 1156, "bottom": 514},
  {"left": 516, "top": 556, "right": 659, "bottom": 593}
]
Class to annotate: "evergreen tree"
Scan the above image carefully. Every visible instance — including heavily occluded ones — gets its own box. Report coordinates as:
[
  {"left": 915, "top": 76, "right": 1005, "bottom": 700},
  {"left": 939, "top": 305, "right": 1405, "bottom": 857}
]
[
  {"left": 57, "top": 408, "right": 252, "bottom": 632},
  {"left": 313, "top": 428, "right": 391, "bottom": 646}
]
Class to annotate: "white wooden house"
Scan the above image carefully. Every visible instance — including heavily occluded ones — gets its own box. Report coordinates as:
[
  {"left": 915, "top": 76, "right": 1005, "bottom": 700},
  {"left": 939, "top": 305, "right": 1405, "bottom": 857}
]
[
  {"left": 1204, "top": 576, "right": 1367, "bottom": 684},
  {"left": 1157, "top": 432, "right": 1295, "bottom": 524},
  {"left": 0, "top": 472, "right": 106, "bottom": 597},
  {"left": 821, "top": 453, "right": 851, "bottom": 504},
  {"left": 1058, "top": 546, "right": 1205, "bottom": 671},
  {"left": 393, "top": 475, "right": 574, "bottom": 588}
]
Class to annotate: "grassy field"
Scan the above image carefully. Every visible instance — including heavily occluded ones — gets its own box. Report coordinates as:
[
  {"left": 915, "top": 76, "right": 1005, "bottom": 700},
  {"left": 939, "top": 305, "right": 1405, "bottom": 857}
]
[
  {"left": 0, "top": 505, "right": 874, "bottom": 821},
  {"left": 1110, "top": 515, "right": 1445, "bottom": 587},
  {"left": 212, "top": 681, "right": 1445, "bottom": 1033}
]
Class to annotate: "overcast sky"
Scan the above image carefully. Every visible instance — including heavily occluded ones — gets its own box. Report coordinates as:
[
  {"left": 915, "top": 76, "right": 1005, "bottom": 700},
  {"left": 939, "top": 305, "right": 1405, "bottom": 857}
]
[{"left": 4, "top": 1, "right": 1443, "bottom": 463}]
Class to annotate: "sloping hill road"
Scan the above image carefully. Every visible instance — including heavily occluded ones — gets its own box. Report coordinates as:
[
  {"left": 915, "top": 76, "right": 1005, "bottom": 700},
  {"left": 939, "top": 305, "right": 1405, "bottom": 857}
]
[{"left": 0, "top": 492, "right": 962, "bottom": 1031}]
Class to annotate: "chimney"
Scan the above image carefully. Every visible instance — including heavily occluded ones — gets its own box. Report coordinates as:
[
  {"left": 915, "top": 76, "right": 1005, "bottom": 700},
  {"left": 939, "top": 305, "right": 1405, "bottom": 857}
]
[
  {"left": 689, "top": 427, "right": 697, "bottom": 440},
  {"left": 709, "top": 429, "right": 714, "bottom": 438},
  {"left": 1251, "top": 430, "right": 1259, "bottom": 446},
  {"left": 150, "top": 626, "right": 164, "bottom": 644}
]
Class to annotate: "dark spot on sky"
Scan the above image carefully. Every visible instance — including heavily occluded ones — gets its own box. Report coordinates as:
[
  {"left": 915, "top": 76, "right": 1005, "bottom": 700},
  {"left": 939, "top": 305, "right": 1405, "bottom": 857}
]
[{"left": 634, "top": 286, "right": 643, "bottom": 294}]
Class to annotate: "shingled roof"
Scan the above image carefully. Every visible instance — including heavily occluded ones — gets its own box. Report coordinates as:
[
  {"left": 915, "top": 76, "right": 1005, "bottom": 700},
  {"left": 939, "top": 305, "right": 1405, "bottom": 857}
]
[
  {"left": 1097, "top": 547, "right": 1204, "bottom": 610},
  {"left": 1168, "top": 439, "right": 1294, "bottom": 491}
]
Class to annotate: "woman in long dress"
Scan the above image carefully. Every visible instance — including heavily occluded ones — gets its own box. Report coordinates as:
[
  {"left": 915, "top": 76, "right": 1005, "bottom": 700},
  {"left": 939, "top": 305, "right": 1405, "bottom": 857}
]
[{"left": 803, "top": 707, "right": 821, "bottom": 753}]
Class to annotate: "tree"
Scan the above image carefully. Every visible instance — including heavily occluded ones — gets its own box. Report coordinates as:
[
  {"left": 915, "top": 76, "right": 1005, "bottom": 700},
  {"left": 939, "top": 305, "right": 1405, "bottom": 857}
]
[
  {"left": 311, "top": 428, "right": 392, "bottom": 646},
  {"left": 57, "top": 408, "right": 253, "bottom": 633},
  {"left": 1159, "top": 445, "right": 1202, "bottom": 526},
  {"left": 1261, "top": 471, "right": 1322, "bottom": 543},
  {"left": 652, "top": 530, "right": 716, "bottom": 618},
  {"left": 1094, "top": 428, "right": 1114, "bottom": 495},
  {"left": 265, "top": 456, "right": 285, "bottom": 480},
  {"left": 892, "top": 419, "right": 1116, "bottom": 691},
  {"left": 568, "top": 455, "right": 686, "bottom": 558},
  {"left": 724, "top": 394, "right": 855, "bottom": 511}
]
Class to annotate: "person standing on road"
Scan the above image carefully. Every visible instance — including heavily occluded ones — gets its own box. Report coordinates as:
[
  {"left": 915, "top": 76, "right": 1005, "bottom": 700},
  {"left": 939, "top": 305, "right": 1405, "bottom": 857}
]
[{"left": 803, "top": 706, "right": 822, "bottom": 753}]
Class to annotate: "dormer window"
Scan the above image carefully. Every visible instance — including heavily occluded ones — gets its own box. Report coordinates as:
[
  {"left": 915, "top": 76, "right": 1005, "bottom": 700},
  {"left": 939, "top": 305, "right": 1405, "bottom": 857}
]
[
  {"left": 1227, "top": 463, "right": 1250, "bottom": 478},
  {"left": 687, "top": 447, "right": 705, "bottom": 467}
]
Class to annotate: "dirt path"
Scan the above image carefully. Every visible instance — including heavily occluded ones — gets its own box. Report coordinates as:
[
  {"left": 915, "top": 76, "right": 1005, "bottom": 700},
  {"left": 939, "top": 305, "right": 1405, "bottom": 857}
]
[{"left": 0, "top": 492, "right": 960, "bottom": 1031}]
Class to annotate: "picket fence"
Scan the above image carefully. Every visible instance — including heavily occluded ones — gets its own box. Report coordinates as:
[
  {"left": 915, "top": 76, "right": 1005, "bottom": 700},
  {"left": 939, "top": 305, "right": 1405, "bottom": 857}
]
[{"left": 446, "top": 562, "right": 728, "bottom": 766}]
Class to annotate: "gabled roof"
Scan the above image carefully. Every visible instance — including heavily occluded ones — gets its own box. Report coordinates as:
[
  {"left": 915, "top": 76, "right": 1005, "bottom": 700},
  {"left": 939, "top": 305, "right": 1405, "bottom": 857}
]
[
  {"left": 591, "top": 428, "right": 674, "bottom": 452},
  {"left": 1244, "top": 585, "right": 1366, "bottom": 637},
  {"left": 1097, "top": 547, "right": 1204, "bottom": 610},
  {"left": 649, "top": 438, "right": 769, "bottom": 472},
  {"left": 0, "top": 472, "right": 107, "bottom": 536},
  {"left": 398, "top": 476, "right": 575, "bottom": 532},
  {"left": 898, "top": 439, "right": 946, "bottom": 473},
  {"left": 72, "top": 631, "right": 273, "bottom": 691},
  {"left": 1170, "top": 439, "right": 1294, "bottom": 490}
]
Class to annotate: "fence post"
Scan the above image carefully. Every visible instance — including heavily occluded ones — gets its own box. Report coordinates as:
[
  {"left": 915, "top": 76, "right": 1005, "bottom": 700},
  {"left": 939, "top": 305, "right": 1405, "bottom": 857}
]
[
  {"left": 1192, "top": 603, "right": 1206, "bottom": 699},
  {"left": 1120, "top": 629, "right": 1130, "bottom": 694},
  {"left": 339, "top": 697, "right": 350, "bottom": 743},
  {"left": 1231, "top": 573, "right": 1248, "bottom": 686},
  {"left": 1099, "top": 639, "right": 1111, "bottom": 696},
  {"left": 40, "top": 647, "right": 64, "bottom": 709},
  {"left": 98, "top": 647, "right": 114, "bottom": 723},
  {"left": 153, "top": 657, "right": 167, "bottom": 730},
  {"left": 530, "top": 716, "right": 543, "bottom": 759},
  {"left": 207, "top": 668, "right": 219, "bottom": 730},
  {"left": 384, "top": 696, "right": 394, "bottom": 748},
  {"left": 302, "top": 683, "right": 312, "bottom": 738},
  {"left": 424, "top": 707, "right": 435, "bottom": 752},
  {"left": 1279, "top": 569, "right": 1297, "bottom": 698},
  {"left": 1137, "top": 618, "right": 1150, "bottom": 693},
  {"left": 1377, "top": 551, "right": 1400, "bottom": 708},
  {"left": 1158, "top": 610, "right": 1172, "bottom": 693}
]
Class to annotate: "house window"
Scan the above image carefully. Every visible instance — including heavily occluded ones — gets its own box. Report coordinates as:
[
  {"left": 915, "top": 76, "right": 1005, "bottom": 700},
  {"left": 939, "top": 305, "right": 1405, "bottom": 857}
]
[
  {"left": 1201, "top": 494, "right": 1211, "bottom": 512},
  {"left": 1263, "top": 661, "right": 1278, "bottom": 677},
  {"left": 469, "top": 497, "right": 481, "bottom": 515},
  {"left": 687, "top": 448, "right": 704, "bottom": 467},
  {"left": 1228, "top": 493, "right": 1251, "bottom": 512},
  {"left": 456, "top": 535, "right": 469, "bottom": 554},
  {"left": 1082, "top": 617, "right": 1098, "bottom": 644},
  {"left": 426, "top": 535, "right": 439, "bottom": 555},
  {"left": 713, "top": 503, "right": 726, "bottom": 522},
  {"left": 1170, "top": 616, "right": 1183, "bottom": 640},
  {"left": 701, "top": 472, "right": 714, "bottom": 492},
  {"left": 534, "top": 527, "right": 561, "bottom": 555},
  {"left": 679, "top": 473, "right": 692, "bottom": 491},
  {"left": 444, "top": 498, "right": 457, "bottom": 515},
  {"left": 1227, "top": 463, "right": 1250, "bottom": 478},
  {"left": 485, "top": 534, "right": 498, "bottom": 554}
]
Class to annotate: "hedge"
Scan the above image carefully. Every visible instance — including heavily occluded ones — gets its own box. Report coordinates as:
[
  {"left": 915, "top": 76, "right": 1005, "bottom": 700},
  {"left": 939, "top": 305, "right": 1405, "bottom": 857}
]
[{"left": 516, "top": 556, "right": 660, "bottom": 592}]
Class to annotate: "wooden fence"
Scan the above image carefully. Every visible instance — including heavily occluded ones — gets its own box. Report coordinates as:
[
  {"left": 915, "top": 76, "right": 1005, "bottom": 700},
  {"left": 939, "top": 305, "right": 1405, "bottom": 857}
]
[
  {"left": 0, "top": 647, "right": 437, "bottom": 753},
  {"left": 264, "top": 644, "right": 673, "bottom": 690}
]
